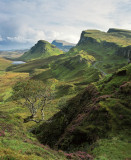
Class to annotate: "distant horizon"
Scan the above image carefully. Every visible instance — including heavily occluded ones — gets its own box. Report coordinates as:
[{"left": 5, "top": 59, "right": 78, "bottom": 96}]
[
  {"left": 0, "top": 27, "right": 131, "bottom": 50},
  {"left": 0, "top": 38, "right": 78, "bottom": 51},
  {"left": 1, "top": 27, "right": 131, "bottom": 51},
  {"left": 0, "top": 48, "right": 29, "bottom": 51},
  {"left": 0, "top": 0, "right": 131, "bottom": 49}
]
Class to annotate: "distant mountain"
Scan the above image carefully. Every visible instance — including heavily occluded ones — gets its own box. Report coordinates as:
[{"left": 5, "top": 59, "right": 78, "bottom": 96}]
[
  {"left": 19, "top": 40, "right": 63, "bottom": 61},
  {"left": 52, "top": 40, "right": 76, "bottom": 52},
  {"left": 9, "top": 28, "right": 131, "bottom": 78},
  {"left": 0, "top": 49, "right": 28, "bottom": 58}
]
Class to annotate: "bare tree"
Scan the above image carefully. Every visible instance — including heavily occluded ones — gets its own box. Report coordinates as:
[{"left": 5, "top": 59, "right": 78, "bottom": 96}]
[{"left": 12, "top": 79, "right": 54, "bottom": 123}]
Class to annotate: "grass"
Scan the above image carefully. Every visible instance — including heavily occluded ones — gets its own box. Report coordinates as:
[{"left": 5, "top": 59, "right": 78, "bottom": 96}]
[
  {"left": 92, "top": 135, "right": 131, "bottom": 160},
  {"left": 0, "top": 99, "right": 67, "bottom": 159},
  {"left": 0, "top": 138, "right": 67, "bottom": 160},
  {"left": 0, "top": 58, "right": 67, "bottom": 160},
  {"left": 19, "top": 40, "right": 63, "bottom": 61},
  {"left": 67, "top": 29, "right": 130, "bottom": 75},
  {"left": 83, "top": 29, "right": 131, "bottom": 47},
  {"left": 0, "top": 58, "right": 12, "bottom": 71},
  {"left": 0, "top": 28, "right": 131, "bottom": 159},
  {"left": 97, "top": 64, "right": 131, "bottom": 94},
  {"left": 6, "top": 54, "right": 65, "bottom": 73},
  {"left": 7, "top": 51, "right": 101, "bottom": 101},
  {"left": 69, "top": 41, "right": 127, "bottom": 74},
  {"left": 0, "top": 72, "right": 29, "bottom": 102},
  {"left": 35, "top": 63, "right": 131, "bottom": 160}
]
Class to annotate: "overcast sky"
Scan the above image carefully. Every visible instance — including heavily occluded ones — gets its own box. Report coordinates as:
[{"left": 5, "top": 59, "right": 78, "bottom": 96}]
[{"left": 0, "top": 0, "right": 131, "bottom": 50}]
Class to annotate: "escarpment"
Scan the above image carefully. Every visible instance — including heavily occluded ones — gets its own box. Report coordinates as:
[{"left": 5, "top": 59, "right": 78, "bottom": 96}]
[{"left": 77, "top": 29, "right": 131, "bottom": 59}]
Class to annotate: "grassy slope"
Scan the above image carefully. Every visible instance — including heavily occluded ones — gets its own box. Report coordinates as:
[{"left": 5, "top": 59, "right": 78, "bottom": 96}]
[
  {"left": 7, "top": 54, "right": 65, "bottom": 73},
  {"left": 7, "top": 51, "right": 101, "bottom": 101},
  {"left": 0, "top": 58, "right": 12, "bottom": 71},
  {"left": 68, "top": 29, "right": 131, "bottom": 74},
  {"left": 19, "top": 40, "right": 63, "bottom": 61},
  {"left": 33, "top": 52, "right": 98, "bottom": 81},
  {"left": 0, "top": 58, "right": 67, "bottom": 160},
  {"left": 35, "top": 64, "right": 131, "bottom": 160},
  {"left": 2, "top": 28, "right": 131, "bottom": 159},
  {"left": 83, "top": 29, "right": 131, "bottom": 47},
  {"left": 69, "top": 43, "right": 127, "bottom": 74},
  {"left": 7, "top": 29, "right": 131, "bottom": 94}
]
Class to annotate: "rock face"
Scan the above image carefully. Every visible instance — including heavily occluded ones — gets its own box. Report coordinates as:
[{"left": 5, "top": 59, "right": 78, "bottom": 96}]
[
  {"left": 19, "top": 40, "right": 63, "bottom": 61},
  {"left": 77, "top": 29, "right": 131, "bottom": 59},
  {"left": 52, "top": 40, "right": 76, "bottom": 52},
  {"left": 116, "top": 46, "right": 131, "bottom": 61}
]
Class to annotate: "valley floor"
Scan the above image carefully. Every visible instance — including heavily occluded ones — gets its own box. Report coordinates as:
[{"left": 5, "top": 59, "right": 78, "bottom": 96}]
[{"left": 0, "top": 57, "right": 131, "bottom": 160}]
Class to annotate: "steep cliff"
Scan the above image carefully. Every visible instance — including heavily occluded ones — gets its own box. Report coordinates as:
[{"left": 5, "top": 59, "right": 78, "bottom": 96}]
[
  {"left": 77, "top": 29, "right": 131, "bottom": 59},
  {"left": 68, "top": 28, "right": 131, "bottom": 74}
]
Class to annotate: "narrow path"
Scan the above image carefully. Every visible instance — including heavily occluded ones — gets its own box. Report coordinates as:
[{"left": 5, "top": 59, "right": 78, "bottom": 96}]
[{"left": 93, "top": 61, "right": 107, "bottom": 76}]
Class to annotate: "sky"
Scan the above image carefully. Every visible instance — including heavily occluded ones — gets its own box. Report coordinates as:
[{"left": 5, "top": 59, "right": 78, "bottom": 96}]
[{"left": 0, "top": 0, "right": 131, "bottom": 50}]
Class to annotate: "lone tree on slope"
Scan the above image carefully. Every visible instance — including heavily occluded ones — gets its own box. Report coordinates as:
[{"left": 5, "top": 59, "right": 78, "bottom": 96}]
[{"left": 12, "top": 79, "right": 53, "bottom": 123}]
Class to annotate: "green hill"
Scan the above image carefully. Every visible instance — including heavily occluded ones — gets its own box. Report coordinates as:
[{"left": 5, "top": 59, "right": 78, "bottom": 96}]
[
  {"left": 7, "top": 50, "right": 101, "bottom": 99},
  {"left": 19, "top": 40, "right": 63, "bottom": 61},
  {"left": 35, "top": 64, "right": 131, "bottom": 159},
  {"left": 9, "top": 28, "right": 131, "bottom": 76},
  {"left": 0, "top": 58, "right": 68, "bottom": 160},
  {"left": 1, "top": 28, "right": 131, "bottom": 160},
  {"left": 0, "top": 57, "right": 12, "bottom": 71},
  {"left": 7, "top": 28, "right": 131, "bottom": 98},
  {"left": 78, "top": 28, "right": 131, "bottom": 47},
  {"left": 68, "top": 28, "right": 131, "bottom": 74}
]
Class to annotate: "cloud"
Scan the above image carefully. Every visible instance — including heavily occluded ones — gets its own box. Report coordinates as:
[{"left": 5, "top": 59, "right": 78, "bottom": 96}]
[
  {"left": 7, "top": 27, "right": 46, "bottom": 43},
  {"left": 0, "top": 0, "right": 131, "bottom": 49},
  {"left": 0, "top": 35, "right": 3, "bottom": 41}
]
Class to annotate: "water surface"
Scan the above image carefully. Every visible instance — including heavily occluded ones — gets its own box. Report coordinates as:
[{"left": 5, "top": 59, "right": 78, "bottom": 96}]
[{"left": 12, "top": 61, "right": 26, "bottom": 65}]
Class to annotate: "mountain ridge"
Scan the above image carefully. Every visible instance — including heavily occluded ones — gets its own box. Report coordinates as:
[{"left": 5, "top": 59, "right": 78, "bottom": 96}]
[
  {"left": 18, "top": 40, "right": 63, "bottom": 61},
  {"left": 52, "top": 40, "right": 76, "bottom": 52},
  {"left": 77, "top": 28, "right": 131, "bottom": 60},
  {"left": 1, "top": 27, "right": 131, "bottom": 160}
]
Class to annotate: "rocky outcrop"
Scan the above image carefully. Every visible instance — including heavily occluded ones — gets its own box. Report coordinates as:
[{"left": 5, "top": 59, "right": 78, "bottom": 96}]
[
  {"left": 52, "top": 40, "right": 76, "bottom": 52},
  {"left": 77, "top": 29, "right": 131, "bottom": 59},
  {"left": 116, "top": 45, "right": 131, "bottom": 61},
  {"left": 77, "top": 31, "right": 98, "bottom": 45}
]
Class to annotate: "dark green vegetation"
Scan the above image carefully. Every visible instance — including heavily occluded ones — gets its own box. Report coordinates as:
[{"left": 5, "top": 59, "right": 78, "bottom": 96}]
[
  {"left": 7, "top": 51, "right": 101, "bottom": 103},
  {"left": 68, "top": 28, "right": 131, "bottom": 74},
  {"left": 35, "top": 64, "right": 131, "bottom": 160},
  {"left": 0, "top": 59, "right": 67, "bottom": 160},
  {"left": 52, "top": 40, "right": 76, "bottom": 52},
  {"left": 0, "top": 28, "right": 131, "bottom": 159},
  {"left": 7, "top": 29, "right": 131, "bottom": 97},
  {"left": 12, "top": 79, "right": 54, "bottom": 123},
  {"left": 19, "top": 40, "right": 63, "bottom": 61}
]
